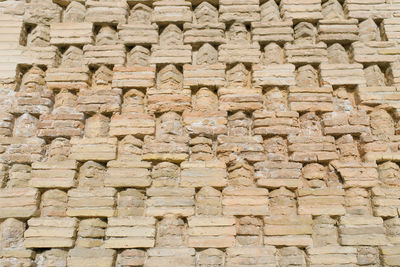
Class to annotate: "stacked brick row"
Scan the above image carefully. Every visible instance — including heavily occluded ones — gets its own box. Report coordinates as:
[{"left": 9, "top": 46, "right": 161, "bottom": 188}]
[{"left": 2, "top": 0, "right": 400, "bottom": 266}]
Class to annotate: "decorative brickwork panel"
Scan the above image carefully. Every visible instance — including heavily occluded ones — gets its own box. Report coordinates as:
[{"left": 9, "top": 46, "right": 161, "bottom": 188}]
[{"left": 1, "top": 1, "right": 400, "bottom": 266}]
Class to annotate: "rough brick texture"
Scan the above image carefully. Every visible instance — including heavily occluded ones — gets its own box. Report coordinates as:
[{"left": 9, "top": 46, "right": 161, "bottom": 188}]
[{"left": 1, "top": 0, "right": 400, "bottom": 266}]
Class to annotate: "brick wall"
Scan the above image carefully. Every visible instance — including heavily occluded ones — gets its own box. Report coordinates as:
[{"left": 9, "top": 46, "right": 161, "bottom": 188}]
[{"left": 1, "top": 0, "right": 400, "bottom": 266}]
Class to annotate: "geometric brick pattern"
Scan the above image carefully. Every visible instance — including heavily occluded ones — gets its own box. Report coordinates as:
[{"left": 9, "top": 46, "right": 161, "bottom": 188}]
[{"left": 2, "top": 0, "right": 400, "bottom": 266}]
